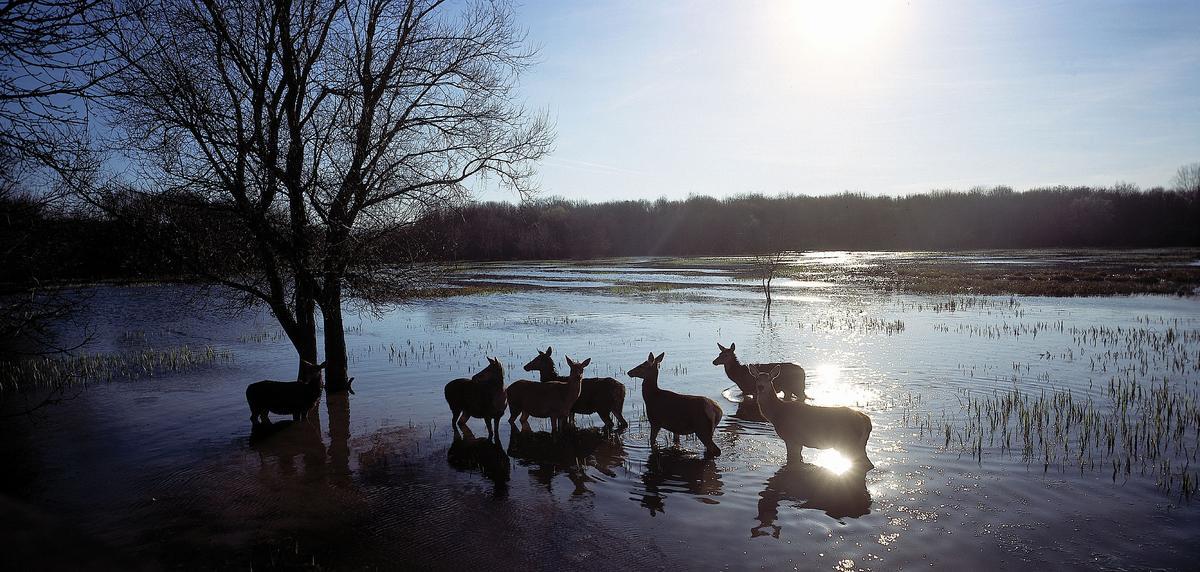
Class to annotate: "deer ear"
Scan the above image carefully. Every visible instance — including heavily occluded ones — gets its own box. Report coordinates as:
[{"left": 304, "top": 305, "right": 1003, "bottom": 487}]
[
  {"left": 565, "top": 356, "right": 575, "bottom": 367},
  {"left": 717, "top": 342, "right": 726, "bottom": 351},
  {"left": 316, "top": 361, "right": 327, "bottom": 370},
  {"left": 655, "top": 352, "right": 665, "bottom": 364},
  {"left": 747, "top": 364, "right": 759, "bottom": 377},
  {"left": 770, "top": 366, "right": 781, "bottom": 380},
  {"left": 581, "top": 358, "right": 591, "bottom": 367},
  {"left": 730, "top": 342, "right": 736, "bottom": 351},
  {"left": 647, "top": 352, "right": 655, "bottom": 362},
  {"left": 545, "top": 346, "right": 552, "bottom": 356}
]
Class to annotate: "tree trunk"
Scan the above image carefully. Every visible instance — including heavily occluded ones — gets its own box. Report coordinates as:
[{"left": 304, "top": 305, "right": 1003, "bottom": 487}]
[
  {"left": 320, "top": 279, "right": 351, "bottom": 393},
  {"left": 271, "top": 299, "right": 319, "bottom": 379}
]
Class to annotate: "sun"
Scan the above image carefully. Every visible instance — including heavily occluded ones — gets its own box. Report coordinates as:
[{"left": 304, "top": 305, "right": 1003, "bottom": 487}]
[{"left": 774, "top": 0, "right": 900, "bottom": 56}]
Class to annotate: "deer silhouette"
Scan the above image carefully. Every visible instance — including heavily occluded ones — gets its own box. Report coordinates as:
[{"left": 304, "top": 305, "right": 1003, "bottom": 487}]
[
  {"left": 627, "top": 352, "right": 723, "bottom": 457},
  {"left": 713, "top": 342, "right": 805, "bottom": 400},
  {"left": 246, "top": 360, "right": 334, "bottom": 425},
  {"left": 749, "top": 364, "right": 873, "bottom": 471},
  {"left": 505, "top": 356, "right": 590, "bottom": 432},
  {"left": 523, "top": 346, "right": 628, "bottom": 430},
  {"left": 444, "top": 357, "right": 507, "bottom": 440}
]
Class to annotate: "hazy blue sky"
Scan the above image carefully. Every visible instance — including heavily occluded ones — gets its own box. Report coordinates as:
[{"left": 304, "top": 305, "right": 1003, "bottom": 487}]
[{"left": 498, "top": 0, "right": 1200, "bottom": 202}]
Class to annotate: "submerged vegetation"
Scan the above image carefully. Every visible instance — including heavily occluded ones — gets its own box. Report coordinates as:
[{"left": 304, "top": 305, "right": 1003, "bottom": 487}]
[{"left": 906, "top": 319, "right": 1200, "bottom": 500}]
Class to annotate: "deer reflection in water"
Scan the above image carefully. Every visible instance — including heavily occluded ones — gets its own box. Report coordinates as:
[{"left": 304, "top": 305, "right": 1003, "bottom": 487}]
[
  {"left": 506, "top": 424, "right": 626, "bottom": 495},
  {"left": 246, "top": 387, "right": 354, "bottom": 486},
  {"left": 249, "top": 414, "right": 327, "bottom": 475},
  {"left": 447, "top": 425, "right": 511, "bottom": 495},
  {"left": 635, "top": 448, "right": 723, "bottom": 517},
  {"left": 752, "top": 463, "right": 871, "bottom": 538}
]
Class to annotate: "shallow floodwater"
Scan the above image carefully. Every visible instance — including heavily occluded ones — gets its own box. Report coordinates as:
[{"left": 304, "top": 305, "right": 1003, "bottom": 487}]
[{"left": 3, "top": 253, "right": 1200, "bottom": 570}]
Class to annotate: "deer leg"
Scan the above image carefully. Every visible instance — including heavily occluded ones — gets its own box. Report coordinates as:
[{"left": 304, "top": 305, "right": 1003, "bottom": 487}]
[
  {"left": 616, "top": 410, "right": 629, "bottom": 430},
  {"left": 508, "top": 403, "right": 518, "bottom": 424},
  {"left": 458, "top": 413, "right": 470, "bottom": 426},
  {"left": 673, "top": 433, "right": 681, "bottom": 445},
  {"left": 785, "top": 444, "right": 804, "bottom": 465},
  {"left": 650, "top": 425, "right": 661, "bottom": 448},
  {"left": 599, "top": 411, "right": 614, "bottom": 430},
  {"left": 700, "top": 429, "right": 721, "bottom": 458}
]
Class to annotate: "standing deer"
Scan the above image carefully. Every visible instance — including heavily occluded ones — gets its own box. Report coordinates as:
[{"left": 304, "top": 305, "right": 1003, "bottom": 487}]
[
  {"left": 246, "top": 360, "right": 334, "bottom": 425},
  {"left": 505, "top": 356, "right": 590, "bottom": 432},
  {"left": 712, "top": 342, "right": 805, "bottom": 400},
  {"left": 444, "top": 357, "right": 507, "bottom": 440},
  {"left": 523, "top": 346, "right": 628, "bottom": 430},
  {"left": 627, "top": 352, "right": 723, "bottom": 457},
  {"left": 748, "top": 365, "right": 874, "bottom": 472}
]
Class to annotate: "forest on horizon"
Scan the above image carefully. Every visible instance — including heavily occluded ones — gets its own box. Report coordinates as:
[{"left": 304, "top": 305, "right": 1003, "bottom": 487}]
[
  {"left": 418, "top": 185, "right": 1200, "bottom": 260},
  {"left": 3, "top": 184, "right": 1199, "bottom": 287}
]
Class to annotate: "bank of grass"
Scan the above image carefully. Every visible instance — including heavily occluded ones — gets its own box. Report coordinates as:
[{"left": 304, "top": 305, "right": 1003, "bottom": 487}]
[
  {"left": 606, "top": 281, "right": 683, "bottom": 296},
  {"left": 406, "top": 283, "right": 527, "bottom": 299},
  {"left": 881, "top": 263, "right": 1200, "bottom": 296}
]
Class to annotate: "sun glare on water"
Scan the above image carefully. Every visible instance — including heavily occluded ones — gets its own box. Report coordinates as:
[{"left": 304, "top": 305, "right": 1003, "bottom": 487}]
[
  {"left": 807, "top": 363, "right": 875, "bottom": 406},
  {"left": 811, "top": 449, "right": 854, "bottom": 475}
]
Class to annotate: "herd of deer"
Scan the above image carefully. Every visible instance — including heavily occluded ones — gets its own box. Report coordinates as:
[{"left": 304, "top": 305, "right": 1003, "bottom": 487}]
[{"left": 245, "top": 342, "right": 875, "bottom": 473}]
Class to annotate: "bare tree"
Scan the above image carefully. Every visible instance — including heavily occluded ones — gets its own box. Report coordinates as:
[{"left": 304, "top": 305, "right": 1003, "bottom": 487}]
[
  {"left": 1, "top": 1, "right": 139, "bottom": 362},
  {"left": 1173, "top": 162, "right": 1200, "bottom": 194},
  {"left": 750, "top": 250, "right": 787, "bottom": 307},
  {"left": 101, "top": 0, "right": 552, "bottom": 390}
]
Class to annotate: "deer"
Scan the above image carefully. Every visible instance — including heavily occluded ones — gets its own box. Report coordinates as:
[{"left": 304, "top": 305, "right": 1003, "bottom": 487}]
[
  {"left": 748, "top": 364, "right": 874, "bottom": 472},
  {"left": 444, "top": 357, "right": 507, "bottom": 441},
  {"left": 627, "top": 352, "right": 723, "bottom": 457},
  {"left": 523, "top": 346, "right": 628, "bottom": 430},
  {"left": 505, "top": 356, "right": 590, "bottom": 432},
  {"left": 712, "top": 342, "right": 805, "bottom": 400},
  {"left": 246, "top": 360, "right": 335, "bottom": 425}
]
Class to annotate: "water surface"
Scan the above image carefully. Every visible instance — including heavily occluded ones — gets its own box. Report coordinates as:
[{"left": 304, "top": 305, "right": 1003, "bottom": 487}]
[{"left": 3, "top": 252, "right": 1199, "bottom": 570}]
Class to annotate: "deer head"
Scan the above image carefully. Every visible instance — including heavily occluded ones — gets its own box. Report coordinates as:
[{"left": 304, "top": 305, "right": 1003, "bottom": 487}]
[
  {"left": 627, "top": 352, "right": 665, "bottom": 379},
  {"left": 746, "top": 364, "right": 780, "bottom": 395},
  {"left": 473, "top": 357, "right": 505, "bottom": 384},
  {"left": 523, "top": 346, "right": 554, "bottom": 372},
  {"left": 712, "top": 342, "right": 737, "bottom": 366},
  {"left": 299, "top": 360, "right": 327, "bottom": 384},
  {"left": 564, "top": 355, "right": 591, "bottom": 378}
]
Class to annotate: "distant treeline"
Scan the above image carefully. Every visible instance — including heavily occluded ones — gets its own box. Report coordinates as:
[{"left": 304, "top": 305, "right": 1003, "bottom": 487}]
[
  {"left": 3, "top": 186, "right": 1199, "bottom": 287},
  {"left": 418, "top": 186, "right": 1200, "bottom": 260}
]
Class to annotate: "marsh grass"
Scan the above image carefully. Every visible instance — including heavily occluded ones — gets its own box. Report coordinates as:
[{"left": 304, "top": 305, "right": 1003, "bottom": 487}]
[
  {"left": 907, "top": 318, "right": 1200, "bottom": 500},
  {"left": 885, "top": 262, "right": 1200, "bottom": 297},
  {"left": 0, "top": 345, "right": 232, "bottom": 392},
  {"left": 606, "top": 281, "right": 682, "bottom": 296}
]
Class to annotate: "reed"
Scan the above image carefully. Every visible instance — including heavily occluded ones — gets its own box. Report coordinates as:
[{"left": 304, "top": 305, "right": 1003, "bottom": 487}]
[{"left": 0, "top": 345, "right": 231, "bottom": 392}]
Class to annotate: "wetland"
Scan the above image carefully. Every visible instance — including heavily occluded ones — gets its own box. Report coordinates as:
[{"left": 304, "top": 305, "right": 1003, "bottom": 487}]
[{"left": 2, "top": 250, "right": 1200, "bottom": 570}]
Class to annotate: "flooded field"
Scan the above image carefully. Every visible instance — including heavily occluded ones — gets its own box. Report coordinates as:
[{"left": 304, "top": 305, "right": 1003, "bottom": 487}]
[{"left": 3, "top": 251, "right": 1200, "bottom": 570}]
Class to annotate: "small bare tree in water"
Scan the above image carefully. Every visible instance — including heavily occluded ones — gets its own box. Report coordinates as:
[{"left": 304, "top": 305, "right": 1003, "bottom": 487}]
[
  {"left": 98, "top": 0, "right": 553, "bottom": 390},
  {"left": 751, "top": 250, "right": 787, "bottom": 307}
]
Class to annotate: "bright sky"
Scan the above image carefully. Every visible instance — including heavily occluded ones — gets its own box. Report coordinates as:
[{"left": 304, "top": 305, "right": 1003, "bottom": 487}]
[{"left": 502, "top": 0, "right": 1200, "bottom": 202}]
